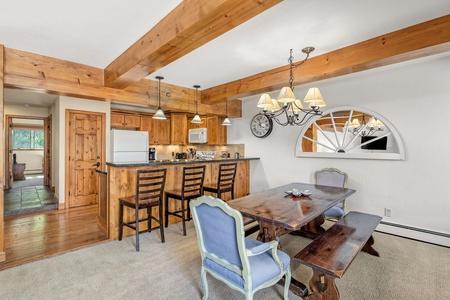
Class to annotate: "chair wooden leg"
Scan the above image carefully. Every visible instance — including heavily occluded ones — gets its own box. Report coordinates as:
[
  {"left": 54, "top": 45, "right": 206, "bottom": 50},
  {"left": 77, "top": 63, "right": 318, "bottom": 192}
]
[
  {"left": 118, "top": 202, "right": 124, "bottom": 241},
  {"left": 159, "top": 203, "right": 165, "bottom": 243},
  {"left": 164, "top": 195, "right": 169, "bottom": 228},
  {"left": 135, "top": 207, "right": 140, "bottom": 252},
  {"left": 147, "top": 206, "right": 152, "bottom": 232},
  {"left": 181, "top": 198, "right": 187, "bottom": 236}
]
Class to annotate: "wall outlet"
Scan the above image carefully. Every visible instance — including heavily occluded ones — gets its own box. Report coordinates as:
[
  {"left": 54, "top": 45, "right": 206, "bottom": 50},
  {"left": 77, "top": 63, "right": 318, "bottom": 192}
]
[{"left": 384, "top": 207, "right": 392, "bottom": 217}]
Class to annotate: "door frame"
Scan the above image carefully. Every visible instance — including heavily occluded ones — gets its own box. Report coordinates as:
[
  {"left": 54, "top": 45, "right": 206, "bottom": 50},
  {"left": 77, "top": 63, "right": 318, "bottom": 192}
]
[
  {"left": 4, "top": 114, "right": 51, "bottom": 190},
  {"left": 65, "top": 109, "right": 106, "bottom": 209}
]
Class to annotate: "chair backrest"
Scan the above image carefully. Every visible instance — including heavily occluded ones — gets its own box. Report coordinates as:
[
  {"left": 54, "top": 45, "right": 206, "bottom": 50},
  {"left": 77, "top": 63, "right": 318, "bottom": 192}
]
[
  {"left": 217, "top": 163, "right": 237, "bottom": 191},
  {"left": 136, "top": 169, "right": 166, "bottom": 203},
  {"left": 190, "top": 196, "right": 250, "bottom": 279},
  {"left": 314, "top": 167, "right": 348, "bottom": 188},
  {"left": 182, "top": 165, "right": 206, "bottom": 196}
]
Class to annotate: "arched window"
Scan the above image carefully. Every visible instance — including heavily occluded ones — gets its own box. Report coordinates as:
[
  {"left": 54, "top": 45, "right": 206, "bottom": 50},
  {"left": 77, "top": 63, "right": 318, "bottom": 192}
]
[{"left": 295, "top": 106, "right": 405, "bottom": 160}]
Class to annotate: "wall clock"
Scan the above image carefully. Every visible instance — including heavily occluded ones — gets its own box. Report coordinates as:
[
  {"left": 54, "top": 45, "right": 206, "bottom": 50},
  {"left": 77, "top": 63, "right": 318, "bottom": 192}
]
[{"left": 250, "top": 114, "right": 273, "bottom": 138}]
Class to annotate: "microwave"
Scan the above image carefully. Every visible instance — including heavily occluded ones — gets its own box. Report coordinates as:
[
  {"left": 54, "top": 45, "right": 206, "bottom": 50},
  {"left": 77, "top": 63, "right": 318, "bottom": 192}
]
[{"left": 189, "top": 128, "right": 207, "bottom": 143}]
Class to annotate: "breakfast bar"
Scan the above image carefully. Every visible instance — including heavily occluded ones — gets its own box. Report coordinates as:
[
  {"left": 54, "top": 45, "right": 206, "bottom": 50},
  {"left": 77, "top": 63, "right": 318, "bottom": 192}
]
[{"left": 103, "top": 157, "right": 259, "bottom": 240}]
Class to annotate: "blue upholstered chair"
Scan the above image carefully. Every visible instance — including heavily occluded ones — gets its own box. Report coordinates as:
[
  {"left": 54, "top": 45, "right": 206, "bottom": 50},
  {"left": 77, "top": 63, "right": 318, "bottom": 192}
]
[
  {"left": 314, "top": 167, "right": 348, "bottom": 220},
  {"left": 190, "top": 196, "right": 291, "bottom": 300}
]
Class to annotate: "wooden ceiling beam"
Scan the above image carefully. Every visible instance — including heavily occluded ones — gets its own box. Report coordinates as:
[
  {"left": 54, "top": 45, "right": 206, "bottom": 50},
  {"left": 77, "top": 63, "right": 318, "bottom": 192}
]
[
  {"left": 201, "top": 14, "right": 450, "bottom": 104},
  {"left": 4, "top": 47, "right": 241, "bottom": 117},
  {"left": 104, "top": 0, "right": 283, "bottom": 89}
]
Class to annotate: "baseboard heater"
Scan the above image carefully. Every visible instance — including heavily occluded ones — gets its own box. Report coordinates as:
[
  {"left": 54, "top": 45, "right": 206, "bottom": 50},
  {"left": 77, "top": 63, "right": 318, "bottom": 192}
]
[{"left": 380, "top": 221, "right": 450, "bottom": 239}]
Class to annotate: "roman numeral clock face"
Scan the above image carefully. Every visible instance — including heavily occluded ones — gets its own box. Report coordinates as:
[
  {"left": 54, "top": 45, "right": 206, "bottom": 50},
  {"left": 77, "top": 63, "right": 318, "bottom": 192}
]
[{"left": 250, "top": 114, "right": 273, "bottom": 138}]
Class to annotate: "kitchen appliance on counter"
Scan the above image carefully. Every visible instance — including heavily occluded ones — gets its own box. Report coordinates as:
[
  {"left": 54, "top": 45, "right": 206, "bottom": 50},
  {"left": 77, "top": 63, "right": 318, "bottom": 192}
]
[
  {"left": 110, "top": 129, "right": 148, "bottom": 163},
  {"left": 149, "top": 147, "right": 157, "bottom": 160},
  {"left": 176, "top": 152, "right": 187, "bottom": 159},
  {"left": 188, "top": 128, "right": 207, "bottom": 143}
]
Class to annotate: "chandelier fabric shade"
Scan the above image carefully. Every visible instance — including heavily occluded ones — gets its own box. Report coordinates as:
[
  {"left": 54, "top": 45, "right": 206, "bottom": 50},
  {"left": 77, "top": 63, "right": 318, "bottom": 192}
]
[
  {"left": 255, "top": 48, "right": 326, "bottom": 127},
  {"left": 153, "top": 76, "right": 167, "bottom": 120}
]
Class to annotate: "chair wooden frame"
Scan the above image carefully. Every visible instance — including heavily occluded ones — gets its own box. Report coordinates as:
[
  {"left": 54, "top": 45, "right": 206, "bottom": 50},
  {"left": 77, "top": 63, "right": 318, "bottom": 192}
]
[
  {"left": 190, "top": 196, "right": 291, "bottom": 300},
  {"left": 119, "top": 168, "right": 166, "bottom": 251},
  {"left": 314, "top": 167, "right": 348, "bottom": 220},
  {"left": 204, "top": 162, "right": 237, "bottom": 200},
  {"left": 165, "top": 165, "right": 206, "bottom": 236}
]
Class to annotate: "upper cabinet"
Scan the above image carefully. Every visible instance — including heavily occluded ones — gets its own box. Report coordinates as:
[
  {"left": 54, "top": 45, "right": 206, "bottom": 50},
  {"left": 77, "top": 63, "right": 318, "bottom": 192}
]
[
  {"left": 111, "top": 113, "right": 141, "bottom": 128},
  {"left": 170, "top": 114, "right": 188, "bottom": 145},
  {"left": 206, "top": 116, "right": 227, "bottom": 145},
  {"left": 187, "top": 116, "right": 227, "bottom": 145},
  {"left": 141, "top": 116, "right": 171, "bottom": 145}
]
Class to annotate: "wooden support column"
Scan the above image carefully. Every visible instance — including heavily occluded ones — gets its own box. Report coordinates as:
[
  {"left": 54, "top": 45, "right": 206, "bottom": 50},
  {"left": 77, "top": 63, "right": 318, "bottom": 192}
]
[{"left": 0, "top": 44, "right": 6, "bottom": 262}]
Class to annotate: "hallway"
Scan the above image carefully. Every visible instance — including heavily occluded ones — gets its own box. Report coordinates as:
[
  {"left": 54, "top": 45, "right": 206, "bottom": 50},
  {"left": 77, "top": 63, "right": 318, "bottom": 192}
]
[{"left": 4, "top": 175, "right": 57, "bottom": 216}]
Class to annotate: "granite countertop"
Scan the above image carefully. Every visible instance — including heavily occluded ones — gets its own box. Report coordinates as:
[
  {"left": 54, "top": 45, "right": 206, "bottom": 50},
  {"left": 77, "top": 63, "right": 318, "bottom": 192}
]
[{"left": 106, "top": 157, "right": 260, "bottom": 168}]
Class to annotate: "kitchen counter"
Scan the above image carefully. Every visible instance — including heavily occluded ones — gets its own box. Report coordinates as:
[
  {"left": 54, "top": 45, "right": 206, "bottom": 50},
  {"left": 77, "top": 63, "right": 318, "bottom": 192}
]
[
  {"left": 105, "top": 157, "right": 259, "bottom": 240},
  {"left": 106, "top": 157, "right": 259, "bottom": 167}
]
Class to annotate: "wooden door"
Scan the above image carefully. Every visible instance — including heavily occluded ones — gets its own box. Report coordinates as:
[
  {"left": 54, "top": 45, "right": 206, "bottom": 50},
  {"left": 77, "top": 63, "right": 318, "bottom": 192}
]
[
  {"left": 43, "top": 115, "right": 52, "bottom": 186},
  {"left": 5, "top": 116, "right": 13, "bottom": 189},
  {"left": 67, "top": 111, "right": 105, "bottom": 208}
]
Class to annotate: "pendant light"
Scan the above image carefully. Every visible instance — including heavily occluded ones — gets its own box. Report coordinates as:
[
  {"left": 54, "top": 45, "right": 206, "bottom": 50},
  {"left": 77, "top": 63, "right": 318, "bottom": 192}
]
[
  {"left": 153, "top": 76, "right": 166, "bottom": 120},
  {"left": 191, "top": 85, "right": 203, "bottom": 124},
  {"left": 222, "top": 100, "right": 231, "bottom": 126}
]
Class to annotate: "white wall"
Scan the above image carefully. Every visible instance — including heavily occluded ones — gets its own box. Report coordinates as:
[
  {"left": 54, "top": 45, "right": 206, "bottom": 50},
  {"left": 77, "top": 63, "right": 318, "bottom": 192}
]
[
  {"left": 13, "top": 150, "right": 43, "bottom": 174},
  {"left": 228, "top": 52, "right": 450, "bottom": 246},
  {"left": 54, "top": 96, "right": 110, "bottom": 205}
]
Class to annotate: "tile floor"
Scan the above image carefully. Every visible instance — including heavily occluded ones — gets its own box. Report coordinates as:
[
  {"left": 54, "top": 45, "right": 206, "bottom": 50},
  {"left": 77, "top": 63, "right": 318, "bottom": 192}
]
[{"left": 4, "top": 185, "right": 57, "bottom": 216}]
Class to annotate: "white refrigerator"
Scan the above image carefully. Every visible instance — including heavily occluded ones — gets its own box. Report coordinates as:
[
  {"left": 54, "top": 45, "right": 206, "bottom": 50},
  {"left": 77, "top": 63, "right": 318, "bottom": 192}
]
[{"left": 110, "top": 129, "right": 149, "bottom": 163}]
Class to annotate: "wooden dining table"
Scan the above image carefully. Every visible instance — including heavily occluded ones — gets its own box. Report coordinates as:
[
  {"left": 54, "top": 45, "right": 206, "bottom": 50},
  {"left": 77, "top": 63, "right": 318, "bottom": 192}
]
[{"left": 227, "top": 182, "right": 356, "bottom": 297}]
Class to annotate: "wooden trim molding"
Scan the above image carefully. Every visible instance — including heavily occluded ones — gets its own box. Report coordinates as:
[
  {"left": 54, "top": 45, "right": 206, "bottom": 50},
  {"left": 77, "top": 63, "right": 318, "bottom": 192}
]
[
  {"left": 1, "top": 43, "right": 5, "bottom": 262},
  {"left": 201, "top": 14, "right": 450, "bottom": 103}
]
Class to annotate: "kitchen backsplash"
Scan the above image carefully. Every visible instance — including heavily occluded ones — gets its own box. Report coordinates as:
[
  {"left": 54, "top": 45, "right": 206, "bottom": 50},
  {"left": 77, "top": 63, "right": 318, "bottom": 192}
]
[{"left": 151, "top": 144, "right": 244, "bottom": 160}]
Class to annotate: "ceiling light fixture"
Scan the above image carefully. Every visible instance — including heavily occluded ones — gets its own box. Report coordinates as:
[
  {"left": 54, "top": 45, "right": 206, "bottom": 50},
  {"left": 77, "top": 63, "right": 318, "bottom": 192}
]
[
  {"left": 191, "top": 85, "right": 203, "bottom": 124},
  {"left": 153, "top": 76, "right": 166, "bottom": 120},
  {"left": 222, "top": 100, "right": 231, "bottom": 126},
  {"left": 256, "top": 48, "right": 326, "bottom": 126}
]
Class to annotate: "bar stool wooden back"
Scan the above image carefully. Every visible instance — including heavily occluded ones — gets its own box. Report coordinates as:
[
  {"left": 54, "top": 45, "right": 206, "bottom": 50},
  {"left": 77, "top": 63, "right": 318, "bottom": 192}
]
[
  {"left": 204, "top": 162, "right": 238, "bottom": 200},
  {"left": 165, "top": 165, "right": 206, "bottom": 236},
  {"left": 118, "top": 168, "right": 166, "bottom": 251}
]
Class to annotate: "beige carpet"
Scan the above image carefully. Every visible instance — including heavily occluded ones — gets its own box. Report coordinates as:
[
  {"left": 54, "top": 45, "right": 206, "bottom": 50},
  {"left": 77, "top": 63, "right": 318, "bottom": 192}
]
[{"left": 0, "top": 221, "right": 449, "bottom": 300}]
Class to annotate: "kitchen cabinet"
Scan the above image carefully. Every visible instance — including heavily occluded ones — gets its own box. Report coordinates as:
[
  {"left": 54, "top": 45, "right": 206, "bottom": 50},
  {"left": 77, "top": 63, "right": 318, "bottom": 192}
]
[
  {"left": 110, "top": 113, "right": 141, "bottom": 128},
  {"left": 170, "top": 114, "right": 188, "bottom": 144},
  {"left": 141, "top": 116, "right": 171, "bottom": 145},
  {"left": 188, "top": 116, "right": 207, "bottom": 129},
  {"left": 206, "top": 116, "right": 227, "bottom": 145},
  {"left": 187, "top": 116, "right": 227, "bottom": 144}
]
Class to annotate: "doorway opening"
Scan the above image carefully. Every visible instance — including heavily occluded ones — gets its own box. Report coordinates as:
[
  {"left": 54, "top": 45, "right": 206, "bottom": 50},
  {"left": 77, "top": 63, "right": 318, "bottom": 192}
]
[{"left": 4, "top": 115, "right": 55, "bottom": 216}]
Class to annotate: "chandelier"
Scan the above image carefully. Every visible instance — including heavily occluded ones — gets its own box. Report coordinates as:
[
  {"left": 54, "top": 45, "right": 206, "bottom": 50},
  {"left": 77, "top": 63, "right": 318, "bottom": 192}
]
[
  {"left": 191, "top": 85, "right": 203, "bottom": 124},
  {"left": 346, "top": 114, "right": 384, "bottom": 137},
  {"left": 153, "top": 76, "right": 166, "bottom": 120},
  {"left": 256, "top": 48, "right": 326, "bottom": 126}
]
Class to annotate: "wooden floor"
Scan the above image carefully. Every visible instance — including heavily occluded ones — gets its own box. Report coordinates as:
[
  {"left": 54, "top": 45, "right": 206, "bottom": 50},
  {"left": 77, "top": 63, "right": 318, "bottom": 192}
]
[{"left": 0, "top": 204, "right": 108, "bottom": 270}]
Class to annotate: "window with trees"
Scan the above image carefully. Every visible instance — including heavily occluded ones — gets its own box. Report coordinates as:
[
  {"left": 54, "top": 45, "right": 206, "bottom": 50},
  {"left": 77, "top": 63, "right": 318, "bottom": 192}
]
[{"left": 13, "top": 129, "right": 44, "bottom": 149}]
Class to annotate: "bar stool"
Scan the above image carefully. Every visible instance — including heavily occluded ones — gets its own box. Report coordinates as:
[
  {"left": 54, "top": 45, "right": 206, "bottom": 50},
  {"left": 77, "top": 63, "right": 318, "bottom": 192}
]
[
  {"left": 118, "top": 169, "right": 166, "bottom": 251},
  {"left": 203, "top": 162, "right": 237, "bottom": 200},
  {"left": 165, "top": 165, "right": 206, "bottom": 236}
]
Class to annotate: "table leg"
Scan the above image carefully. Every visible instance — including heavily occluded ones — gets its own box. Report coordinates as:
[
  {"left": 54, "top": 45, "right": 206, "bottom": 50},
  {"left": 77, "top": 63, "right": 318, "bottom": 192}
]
[
  {"left": 291, "top": 214, "right": 326, "bottom": 239},
  {"left": 306, "top": 269, "right": 339, "bottom": 300},
  {"left": 362, "top": 235, "right": 380, "bottom": 257}
]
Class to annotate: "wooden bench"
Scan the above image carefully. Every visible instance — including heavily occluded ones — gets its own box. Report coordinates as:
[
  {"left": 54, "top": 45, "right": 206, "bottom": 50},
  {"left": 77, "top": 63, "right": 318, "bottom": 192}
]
[{"left": 294, "top": 211, "right": 382, "bottom": 300}]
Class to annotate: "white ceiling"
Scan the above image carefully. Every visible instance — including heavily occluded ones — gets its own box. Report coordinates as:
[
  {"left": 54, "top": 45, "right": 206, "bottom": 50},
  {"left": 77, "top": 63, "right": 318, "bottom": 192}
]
[{"left": 1, "top": 0, "right": 450, "bottom": 106}]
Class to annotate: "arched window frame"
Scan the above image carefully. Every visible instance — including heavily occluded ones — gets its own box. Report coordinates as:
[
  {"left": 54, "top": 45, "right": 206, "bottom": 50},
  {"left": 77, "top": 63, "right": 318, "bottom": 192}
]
[{"left": 295, "top": 106, "right": 405, "bottom": 160}]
